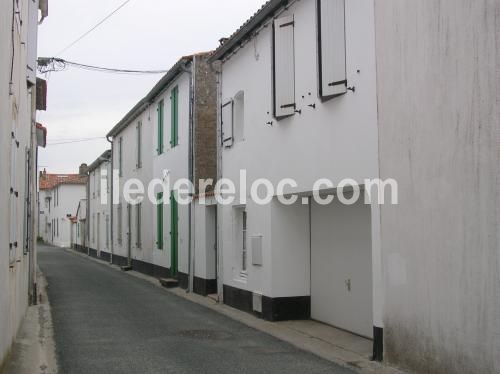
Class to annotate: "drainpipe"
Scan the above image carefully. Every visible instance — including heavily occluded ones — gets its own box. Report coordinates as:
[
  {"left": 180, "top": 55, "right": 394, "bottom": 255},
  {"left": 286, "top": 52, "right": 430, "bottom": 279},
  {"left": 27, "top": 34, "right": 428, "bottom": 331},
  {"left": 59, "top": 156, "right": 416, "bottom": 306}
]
[
  {"left": 181, "top": 61, "right": 195, "bottom": 293},
  {"left": 210, "top": 59, "right": 223, "bottom": 303},
  {"left": 107, "top": 135, "right": 114, "bottom": 264}
]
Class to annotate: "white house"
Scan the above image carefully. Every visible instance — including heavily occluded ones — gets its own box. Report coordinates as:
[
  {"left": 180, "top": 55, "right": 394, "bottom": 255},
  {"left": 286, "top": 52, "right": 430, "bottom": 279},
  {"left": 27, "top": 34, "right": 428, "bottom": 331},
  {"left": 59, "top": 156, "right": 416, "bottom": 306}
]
[
  {"left": 0, "top": 0, "right": 48, "bottom": 366},
  {"left": 86, "top": 150, "right": 112, "bottom": 260},
  {"left": 106, "top": 53, "right": 217, "bottom": 293},
  {"left": 39, "top": 167, "right": 87, "bottom": 248},
  {"left": 71, "top": 199, "right": 87, "bottom": 251},
  {"left": 209, "top": 0, "right": 499, "bottom": 371}
]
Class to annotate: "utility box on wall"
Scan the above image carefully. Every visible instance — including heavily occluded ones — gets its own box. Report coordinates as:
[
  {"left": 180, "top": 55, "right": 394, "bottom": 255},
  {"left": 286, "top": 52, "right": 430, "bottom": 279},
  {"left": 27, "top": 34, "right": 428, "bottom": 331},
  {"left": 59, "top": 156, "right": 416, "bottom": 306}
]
[{"left": 251, "top": 235, "right": 263, "bottom": 266}]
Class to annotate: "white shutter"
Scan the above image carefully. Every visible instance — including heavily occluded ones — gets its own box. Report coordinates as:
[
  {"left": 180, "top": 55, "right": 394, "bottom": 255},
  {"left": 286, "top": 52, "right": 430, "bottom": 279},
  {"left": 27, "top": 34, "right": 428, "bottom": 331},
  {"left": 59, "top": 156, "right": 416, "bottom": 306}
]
[
  {"left": 27, "top": 0, "right": 38, "bottom": 85},
  {"left": 9, "top": 126, "right": 18, "bottom": 264},
  {"left": 318, "top": 0, "right": 347, "bottom": 98},
  {"left": 273, "top": 15, "right": 296, "bottom": 118},
  {"left": 221, "top": 100, "right": 234, "bottom": 147}
]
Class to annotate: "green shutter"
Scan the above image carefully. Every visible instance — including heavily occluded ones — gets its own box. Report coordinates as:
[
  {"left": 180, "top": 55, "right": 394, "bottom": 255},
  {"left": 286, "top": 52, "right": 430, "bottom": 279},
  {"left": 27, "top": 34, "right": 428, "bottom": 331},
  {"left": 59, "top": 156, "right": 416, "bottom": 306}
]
[
  {"left": 170, "top": 87, "right": 178, "bottom": 148},
  {"left": 157, "top": 192, "right": 163, "bottom": 250},
  {"left": 170, "top": 191, "right": 178, "bottom": 275},
  {"left": 157, "top": 101, "right": 164, "bottom": 154}
]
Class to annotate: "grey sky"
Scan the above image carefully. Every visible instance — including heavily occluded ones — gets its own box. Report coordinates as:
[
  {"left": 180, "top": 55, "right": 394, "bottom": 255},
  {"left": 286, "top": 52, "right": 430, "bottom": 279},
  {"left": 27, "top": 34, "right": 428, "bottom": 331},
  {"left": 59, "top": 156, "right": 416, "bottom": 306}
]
[{"left": 37, "top": 0, "right": 267, "bottom": 174}]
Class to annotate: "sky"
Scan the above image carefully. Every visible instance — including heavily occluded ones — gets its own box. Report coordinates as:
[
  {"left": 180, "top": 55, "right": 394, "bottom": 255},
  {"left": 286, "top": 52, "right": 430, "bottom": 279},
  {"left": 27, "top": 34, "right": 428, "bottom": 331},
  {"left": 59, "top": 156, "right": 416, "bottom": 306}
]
[{"left": 37, "top": 0, "right": 267, "bottom": 174}]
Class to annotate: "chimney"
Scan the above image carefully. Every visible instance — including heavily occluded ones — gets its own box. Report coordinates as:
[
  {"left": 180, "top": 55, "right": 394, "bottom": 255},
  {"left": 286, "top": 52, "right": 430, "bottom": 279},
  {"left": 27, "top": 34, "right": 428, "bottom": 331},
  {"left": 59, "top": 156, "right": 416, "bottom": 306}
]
[{"left": 79, "top": 163, "right": 88, "bottom": 175}]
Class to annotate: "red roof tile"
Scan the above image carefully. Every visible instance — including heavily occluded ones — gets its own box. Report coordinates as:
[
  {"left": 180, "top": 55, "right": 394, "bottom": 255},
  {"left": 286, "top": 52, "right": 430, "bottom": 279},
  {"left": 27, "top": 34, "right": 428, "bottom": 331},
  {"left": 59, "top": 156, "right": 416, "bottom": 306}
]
[{"left": 39, "top": 173, "right": 87, "bottom": 190}]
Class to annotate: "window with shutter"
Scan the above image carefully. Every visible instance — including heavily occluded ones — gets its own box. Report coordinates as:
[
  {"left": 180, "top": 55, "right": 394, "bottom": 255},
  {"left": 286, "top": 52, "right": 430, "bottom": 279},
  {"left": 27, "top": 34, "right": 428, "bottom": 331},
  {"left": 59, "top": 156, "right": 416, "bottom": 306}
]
[
  {"left": 170, "top": 87, "right": 179, "bottom": 148},
  {"left": 9, "top": 125, "right": 18, "bottom": 265},
  {"left": 157, "top": 100, "right": 164, "bottom": 155},
  {"left": 221, "top": 100, "right": 234, "bottom": 148},
  {"left": 317, "top": 0, "right": 347, "bottom": 98},
  {"left": 273, "top": 15, "right": 296, "bottom": 118}
]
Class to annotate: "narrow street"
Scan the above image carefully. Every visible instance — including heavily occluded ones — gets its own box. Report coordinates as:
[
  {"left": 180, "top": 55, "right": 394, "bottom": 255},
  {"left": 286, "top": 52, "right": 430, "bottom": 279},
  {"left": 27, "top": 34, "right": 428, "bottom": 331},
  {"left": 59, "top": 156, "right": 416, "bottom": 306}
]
[{"left": 38, "top": 245, "right": 353, "bottom": 374}]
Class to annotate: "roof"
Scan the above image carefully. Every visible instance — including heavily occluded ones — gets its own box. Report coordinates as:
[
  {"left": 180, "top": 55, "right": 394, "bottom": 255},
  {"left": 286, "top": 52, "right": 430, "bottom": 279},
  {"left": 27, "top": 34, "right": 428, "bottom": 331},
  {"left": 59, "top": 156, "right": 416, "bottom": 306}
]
[
  {"left": 88, "top": 150, "right": 111, "bottom": 172},
  {"left": 209, "top": 0, "right": 289, "bottom": 62},
  {"left": 39, "top": 173, "right": 87, "bottom": 190},
  {"left": 107, "top": 54, "right": 202, "bottom": 138}
]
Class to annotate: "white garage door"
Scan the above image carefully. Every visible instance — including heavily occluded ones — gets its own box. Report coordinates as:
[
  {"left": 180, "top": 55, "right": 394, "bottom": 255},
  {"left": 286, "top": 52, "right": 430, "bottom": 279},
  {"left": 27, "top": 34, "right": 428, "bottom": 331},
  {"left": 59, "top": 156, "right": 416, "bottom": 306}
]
[{"left": 311, "top": 198, "right": 373, "bottom": 338}]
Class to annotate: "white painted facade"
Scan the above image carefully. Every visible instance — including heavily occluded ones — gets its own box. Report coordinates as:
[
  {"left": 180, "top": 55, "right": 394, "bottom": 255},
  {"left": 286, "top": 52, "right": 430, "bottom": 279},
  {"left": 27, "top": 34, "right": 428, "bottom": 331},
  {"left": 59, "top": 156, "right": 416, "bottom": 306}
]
[
  {"left": 41, "top": 182, "right": 87, "bottom": 248},
  {"left": 0, "top": 0, "right": 45, "bottom": 366},
  {"left": 111, "top": 102, "right": 155, "bottom": 267},
  {"left": 214, "top": 0, "right": 380, "bottom": 339},
  {"left": 87, "top": 152, "right": 112, "bottom": 256},
  {"left": 374, "top": 0, "right": 500, "bottom": 372}
]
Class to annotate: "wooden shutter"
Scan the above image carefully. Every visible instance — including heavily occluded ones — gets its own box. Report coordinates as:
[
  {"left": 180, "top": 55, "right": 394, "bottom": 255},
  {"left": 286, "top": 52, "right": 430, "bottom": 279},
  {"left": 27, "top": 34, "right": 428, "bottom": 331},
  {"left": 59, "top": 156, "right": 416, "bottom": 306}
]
[
  {"left": 273, "top": 15, "right": 296, "bottom": 118},
  {"left": 317, "top": 0, "right": 347, "bottom": 98},
  {"left": 157, "top": 193, "right": 163, "bottom": 250},
  {"left": 170, "top": 87, "right": 179, "bottom": 147},
  {"left": 157, "top": 100, "right": 164, "bottom": 154},
  {"left": 136, "top": 121, "right": 142, "bottom": 168},
  {"left": 221, "top": 100, "right": 234, "bottom": 147}
]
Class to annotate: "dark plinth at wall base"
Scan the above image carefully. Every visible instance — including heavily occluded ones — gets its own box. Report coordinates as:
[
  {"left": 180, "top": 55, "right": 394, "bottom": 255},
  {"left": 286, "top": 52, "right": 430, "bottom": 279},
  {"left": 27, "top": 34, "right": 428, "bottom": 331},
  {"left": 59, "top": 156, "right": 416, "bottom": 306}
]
[
  {"left": 99, "top": 251, "right": 111, "bottom": 262},
  {"left": 177, "top": 272, "right": 189, "bottom": 290},
  {"left": 372, "top": 326, "right": 383, "bottom": 362},
  {"left": 111, "top": 254, "right": 129, "bottom": 268},
  {"left": 89, "top": 248, "right": 98, "bottom": 258},
  {"left": 223, "top": 284, "right": 254, "bottom": 314},
  {"left": 262, "top": 296, "right": 311, "bottom": 321},
  {"left": 222, "top": 284, "right": 310, "bottom": 321},
  {"left": 193, "top": 277, "right": 217, "bottom": 296}
]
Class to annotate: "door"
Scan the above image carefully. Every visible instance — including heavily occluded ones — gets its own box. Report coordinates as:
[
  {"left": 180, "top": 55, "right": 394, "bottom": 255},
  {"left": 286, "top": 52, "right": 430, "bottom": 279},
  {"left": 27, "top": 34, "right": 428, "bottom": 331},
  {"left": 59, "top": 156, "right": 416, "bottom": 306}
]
[
  {"left": 310, "top": 197, "right": 373, "bottom": 338},
  {"left": 170, "top": 193, "right": 178, "bottom": 276},
  {"left": 206, "top": 205, "right": 217, "bottom": 289}
]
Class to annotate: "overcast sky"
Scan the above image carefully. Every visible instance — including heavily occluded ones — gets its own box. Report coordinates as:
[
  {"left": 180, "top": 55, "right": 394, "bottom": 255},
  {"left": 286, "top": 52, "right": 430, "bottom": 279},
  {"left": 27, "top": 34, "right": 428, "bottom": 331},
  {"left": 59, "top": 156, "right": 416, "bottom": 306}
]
[{"left": 37, "top": 0, "right": 267, "bottom": 174}]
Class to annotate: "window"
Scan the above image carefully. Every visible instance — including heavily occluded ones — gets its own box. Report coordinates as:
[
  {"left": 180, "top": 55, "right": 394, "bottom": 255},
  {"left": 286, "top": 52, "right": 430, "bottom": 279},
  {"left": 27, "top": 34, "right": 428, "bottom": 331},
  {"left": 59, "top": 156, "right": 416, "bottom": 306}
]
[
  {"left": 57, "top": 219, "right": 59, "bottom": 237},
  {"left": 233, "top": 207, "right": 247, "bottom": 274},
  {"left": 117, "top": 203, "right": 123, "bottom": 245},
  {"left": 156, "top": 193, "right": 163, "bottom": 250},
  {"left": 242, "top": 210, "right": 247, "bottom": 272},
  {"left": 136, "top": 121, "right": 142, "bottom": 169},
  {"left": 170, "top": 87, "right": 179, "bottom": 148},
  {"left": 272, "top": 15, "right": 296, "bottom": 118},
  {"left": 157, "top": 100, "right": 164, "bottom": 155},
  {"left": 136, "top": 203, "right": 142, "bottom": 248},
  {"left": 92, "top": 213, "right": 95, "bottom": 243},
  {"left": 317, "top": 0, "right": 347, "bottom": 98},
  {"left": 118, "top": 137, "right": 123, "bottom": 177},
  {"left": 97, "top": 168, "right": 101, "bottom": 198},
  {"left": 221, "top": 100, "right": 234, "bottom": 147},
  {"left": 233, "top": 91, "right": 245, "bottom": 142}
]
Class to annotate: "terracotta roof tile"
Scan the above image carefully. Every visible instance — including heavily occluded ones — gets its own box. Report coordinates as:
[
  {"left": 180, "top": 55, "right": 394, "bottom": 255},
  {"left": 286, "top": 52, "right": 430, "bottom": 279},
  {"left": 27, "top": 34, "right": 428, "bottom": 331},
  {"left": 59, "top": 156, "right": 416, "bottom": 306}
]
[{"left": 39, "top": 173, "right": 87, "bottom": 190}]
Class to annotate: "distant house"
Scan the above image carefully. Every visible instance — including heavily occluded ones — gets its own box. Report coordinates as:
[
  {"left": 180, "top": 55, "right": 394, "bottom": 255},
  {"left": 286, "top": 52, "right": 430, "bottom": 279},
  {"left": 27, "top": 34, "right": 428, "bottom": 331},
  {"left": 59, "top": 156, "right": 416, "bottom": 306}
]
[
  {"left": 71, "top": 199, "right": 87, "bottom": 251},
  {"left": 86, "top": 150, "right": 112, "bottom": 260},
  {"left": 105, "top": 53, "right": 217, "bottom": 290},
  {"left": 39, "top": 166, "right": 88, "bottom": 248}
]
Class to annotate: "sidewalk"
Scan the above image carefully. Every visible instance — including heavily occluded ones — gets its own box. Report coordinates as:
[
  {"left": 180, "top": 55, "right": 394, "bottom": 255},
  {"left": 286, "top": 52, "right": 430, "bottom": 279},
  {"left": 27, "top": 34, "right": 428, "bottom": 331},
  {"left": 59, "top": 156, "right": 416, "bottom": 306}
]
[
  {"left": 1, "top": 269, "right": 57, "bottom": 374},
  {"left": 67, "top": 248, "right": 404, "bottom": 374}
]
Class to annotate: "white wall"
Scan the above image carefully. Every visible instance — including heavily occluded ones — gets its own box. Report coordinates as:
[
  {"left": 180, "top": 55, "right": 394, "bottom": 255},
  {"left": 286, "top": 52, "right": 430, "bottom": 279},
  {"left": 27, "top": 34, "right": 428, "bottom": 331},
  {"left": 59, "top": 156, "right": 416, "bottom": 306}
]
[
  {"left": 88, "top": 161, "right": 111, "bottom": 253},
  {"left": 218, "top": 0, "right": 379, "bottom": 300},
  {"left": 151, "top": 72, "right": 191, "bottom": 273},
  {"left": 50, "top": 184, "right": 86, "bottom": 248},
  {"left": 113, "top": 101, "right": 154, "bottom": 265},
  {"left": 0, "top": 0, "right": 39, "bottom": 366},
  {"left": 374, "top": 0, "right": 499, "bottom": 372}
]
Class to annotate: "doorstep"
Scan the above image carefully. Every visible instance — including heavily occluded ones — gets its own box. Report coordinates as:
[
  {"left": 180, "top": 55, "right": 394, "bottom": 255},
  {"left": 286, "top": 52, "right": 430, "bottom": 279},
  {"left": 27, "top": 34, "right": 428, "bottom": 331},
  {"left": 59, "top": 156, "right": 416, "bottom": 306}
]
[{"left": 66, "top": 248, "right": 404, "bottom": 374}]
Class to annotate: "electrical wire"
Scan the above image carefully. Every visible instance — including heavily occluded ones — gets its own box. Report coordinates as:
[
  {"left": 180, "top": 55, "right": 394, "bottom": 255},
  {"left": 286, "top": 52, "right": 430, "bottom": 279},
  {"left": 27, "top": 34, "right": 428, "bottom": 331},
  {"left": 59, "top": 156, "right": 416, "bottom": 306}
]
[
  {"left": 37, "top": 57, "right": 168, "bottom": 75},
  {"left": 46, "top": 137, "right": 106, "bottom": 146},
  {"left": 54, "top": 0, "right": 132, "bottom": 57}
]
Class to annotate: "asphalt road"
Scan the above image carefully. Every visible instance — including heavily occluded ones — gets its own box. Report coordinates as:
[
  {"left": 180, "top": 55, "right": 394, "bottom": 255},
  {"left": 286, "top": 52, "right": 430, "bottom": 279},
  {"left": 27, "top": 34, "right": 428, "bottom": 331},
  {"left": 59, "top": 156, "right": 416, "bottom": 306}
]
[{"left": 38, "top": 245, "right": 354, "bottom": 374}]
